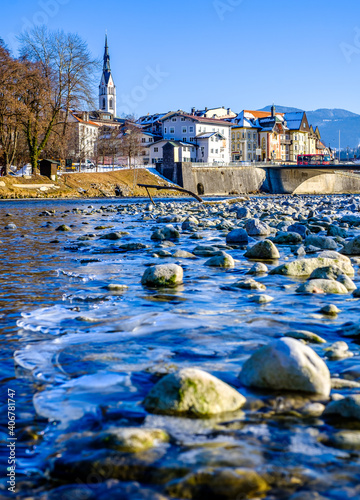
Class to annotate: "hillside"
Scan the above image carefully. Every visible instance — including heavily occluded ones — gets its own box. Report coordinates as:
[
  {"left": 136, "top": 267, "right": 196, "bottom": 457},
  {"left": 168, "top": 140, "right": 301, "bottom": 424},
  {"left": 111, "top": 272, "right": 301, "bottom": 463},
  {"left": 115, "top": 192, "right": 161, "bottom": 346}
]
[{"left": 259, "top": 105, "right": 360, "bottom": 148}]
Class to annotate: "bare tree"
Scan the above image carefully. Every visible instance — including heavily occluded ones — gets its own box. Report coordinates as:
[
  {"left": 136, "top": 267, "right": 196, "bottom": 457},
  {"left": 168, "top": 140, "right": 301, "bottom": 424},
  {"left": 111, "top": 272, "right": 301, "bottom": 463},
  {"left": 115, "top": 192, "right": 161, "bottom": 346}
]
[
  {"left": 18, "top": 26, "right": 99, "bottom": 173},
  {"left": 0, "top": 41, "right": 27, "bottom": 175}
]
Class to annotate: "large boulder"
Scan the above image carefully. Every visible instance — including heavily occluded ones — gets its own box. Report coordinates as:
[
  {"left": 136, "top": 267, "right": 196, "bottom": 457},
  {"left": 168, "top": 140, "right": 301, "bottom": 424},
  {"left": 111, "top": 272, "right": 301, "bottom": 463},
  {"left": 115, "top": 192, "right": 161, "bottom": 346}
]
[
  {"left": 226, "top": 228, "right": 248, "bottom": 246},
  {"left": 270, "top": 257, "right": 354, "bottom": 277},
  {"left": 245, "top": 219, "right": 271, "bottom": 236},
  {"left": 99, "top": 427, "right": 169, "bottom": 452},
  {"left": 323, "top": 395, "right": 360, "bottom": 420},
  {"left": 144, "top": 368, "right": 246, "bottom": 417},
  {"left": 141, "top": 264, "right": 183, "bottom": 287},
  {"left": 309, "top": 265, "right": 345, "bottom": 280},
  {"left": 240, "top": 337, "right": 331, "bottom": 396},
  {"left": 244, "top": 240, "right": 280, "bottom": 260}
]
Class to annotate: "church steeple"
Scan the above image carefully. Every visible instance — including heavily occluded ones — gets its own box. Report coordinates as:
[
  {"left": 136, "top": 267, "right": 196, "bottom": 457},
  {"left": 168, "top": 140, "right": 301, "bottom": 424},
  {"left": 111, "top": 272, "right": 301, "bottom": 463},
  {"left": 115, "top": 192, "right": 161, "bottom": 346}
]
[
  {"left": 103, "top": 34, "right": 111, "bottom": 72},
  {"left": 99, "top": 34, "right": 116, "bottom": 116}
]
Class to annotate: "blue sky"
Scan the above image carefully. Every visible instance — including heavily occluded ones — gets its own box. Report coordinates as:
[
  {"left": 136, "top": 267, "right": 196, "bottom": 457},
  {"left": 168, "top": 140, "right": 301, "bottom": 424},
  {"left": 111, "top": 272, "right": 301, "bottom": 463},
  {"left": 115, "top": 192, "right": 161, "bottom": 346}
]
[{"left": 1, "top": 0, "right": 360, "bottom": 117}]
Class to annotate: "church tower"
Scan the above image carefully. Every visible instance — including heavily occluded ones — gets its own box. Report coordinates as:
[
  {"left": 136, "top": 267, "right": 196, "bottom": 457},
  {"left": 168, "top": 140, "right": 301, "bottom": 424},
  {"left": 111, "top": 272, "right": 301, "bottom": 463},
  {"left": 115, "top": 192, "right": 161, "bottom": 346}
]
[{"left": 99, "top": 35, "right": 116, "bottom": 116}]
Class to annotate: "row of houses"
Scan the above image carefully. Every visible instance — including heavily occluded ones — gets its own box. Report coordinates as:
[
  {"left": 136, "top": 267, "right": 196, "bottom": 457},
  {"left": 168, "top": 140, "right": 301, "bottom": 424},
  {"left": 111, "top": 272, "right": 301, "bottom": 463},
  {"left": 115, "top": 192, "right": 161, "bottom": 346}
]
[{"left": 136, "top": 105, "right": 329, "bottom": 165}]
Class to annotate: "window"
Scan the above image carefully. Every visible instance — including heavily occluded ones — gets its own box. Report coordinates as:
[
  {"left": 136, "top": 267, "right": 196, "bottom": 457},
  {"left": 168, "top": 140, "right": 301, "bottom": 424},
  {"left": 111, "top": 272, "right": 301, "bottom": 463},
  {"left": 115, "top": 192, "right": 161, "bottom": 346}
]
[
  {"left": 212, "top": 128, "right": 215, "bottom": 132},
  {"left": 211, "top": 149, "right": 214, "bottom": 154},
  {"left": 172, "top": 118, "right": 177, "bottom": 122},
  {"left": 181, "top": 117, "right": 186, "bottom": 122},
  {"left": 170, "top": 127, "right": 175, "bottom": 134},
  {"left": 142, "top": 138, "right": 146, "bottom": 143},
  {"left": 253, "top": 133, "right": 256, "bottom": 139},
  {"left": 109, "top": 98, "right": 113, "bottom": 109},
  {"left": 182, "top": 127, "right": 187, "bottom": 133},
  {"left": 154, "top": 147, "right": 159, "bottom": 152},
  {"left": 164, "top": 128, "right": 167, "bottom": 134},
  {"left": 232, "top": 133, "right": 235, "bottom": 140},
  {"left": 189, "top": 126, "right": 194, "bottom": 133},
  {"left": 248, "top": 133, "right": 251, "bottom": 139},
  {"left": 222, "top": 129, "right": 224, "bottom": 134},
  {"left": 216, "top": 149, "right": 218, "bottom": 154},
  {"left": 237, "top": 133, "right": 240, "bottom": 139},
  {"left": 183, "top": 138, "right": 187, "bottom": 142},
  {"left": 192, "top": 147, "right": 195, "bottom": 152},
  {"left": 102, "top": 98, "right": 105, "bottom": 109}
]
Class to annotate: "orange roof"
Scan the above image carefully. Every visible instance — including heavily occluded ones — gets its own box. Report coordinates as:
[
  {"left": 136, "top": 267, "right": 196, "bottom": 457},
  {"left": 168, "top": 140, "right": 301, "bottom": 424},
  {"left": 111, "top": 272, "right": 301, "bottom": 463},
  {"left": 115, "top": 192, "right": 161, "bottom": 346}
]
[
  {"left": 71, "top": 114, "right": 100, "bottom": 127},
  {"left": 244, "top": 110, "right": 285, "bottom": 118}
]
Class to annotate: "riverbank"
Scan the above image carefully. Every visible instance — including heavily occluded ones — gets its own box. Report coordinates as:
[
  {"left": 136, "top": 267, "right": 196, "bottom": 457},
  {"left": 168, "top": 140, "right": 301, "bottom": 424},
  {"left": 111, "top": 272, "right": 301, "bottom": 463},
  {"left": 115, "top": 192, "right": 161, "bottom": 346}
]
[{"left": 0, "top": 169, "right": 184, "bottom": 199}]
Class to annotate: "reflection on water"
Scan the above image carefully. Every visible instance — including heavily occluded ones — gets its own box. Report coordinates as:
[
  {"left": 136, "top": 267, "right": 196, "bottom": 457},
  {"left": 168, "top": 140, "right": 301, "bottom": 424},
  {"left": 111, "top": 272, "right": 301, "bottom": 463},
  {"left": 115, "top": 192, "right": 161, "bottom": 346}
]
[{"left": 0, "top": 197, "right": 359, "bottom": 499}]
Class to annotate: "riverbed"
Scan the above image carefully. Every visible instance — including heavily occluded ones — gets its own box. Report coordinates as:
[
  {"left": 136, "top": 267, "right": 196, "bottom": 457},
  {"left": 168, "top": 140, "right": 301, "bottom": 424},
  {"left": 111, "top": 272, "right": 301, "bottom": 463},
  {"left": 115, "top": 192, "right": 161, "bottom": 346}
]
[{"left": 0, "top": 196, "right": 360, "bottom": 500}]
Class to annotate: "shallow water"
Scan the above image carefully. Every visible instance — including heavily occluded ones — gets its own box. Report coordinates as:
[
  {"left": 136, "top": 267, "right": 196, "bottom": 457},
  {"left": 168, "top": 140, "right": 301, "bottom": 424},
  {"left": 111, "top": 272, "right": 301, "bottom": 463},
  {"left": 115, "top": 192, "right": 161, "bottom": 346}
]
[{"left": 0, "top": 196, "right": 360, "bottom": 499}]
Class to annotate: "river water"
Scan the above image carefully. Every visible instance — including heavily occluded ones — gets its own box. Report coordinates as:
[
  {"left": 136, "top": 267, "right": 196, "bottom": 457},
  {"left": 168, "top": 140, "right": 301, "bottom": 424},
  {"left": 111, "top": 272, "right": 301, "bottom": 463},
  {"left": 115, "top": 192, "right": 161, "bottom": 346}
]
[{"left": 0, "top": 197, "right": 359, "bottom": 500}]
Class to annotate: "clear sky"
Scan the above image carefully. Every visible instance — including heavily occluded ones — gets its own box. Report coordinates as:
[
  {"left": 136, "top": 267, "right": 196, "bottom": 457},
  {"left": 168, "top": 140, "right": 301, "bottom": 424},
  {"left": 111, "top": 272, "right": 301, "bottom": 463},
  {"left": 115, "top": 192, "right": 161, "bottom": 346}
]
[{"left": 1, "top": 0, "right": 360, "bottom": 117}]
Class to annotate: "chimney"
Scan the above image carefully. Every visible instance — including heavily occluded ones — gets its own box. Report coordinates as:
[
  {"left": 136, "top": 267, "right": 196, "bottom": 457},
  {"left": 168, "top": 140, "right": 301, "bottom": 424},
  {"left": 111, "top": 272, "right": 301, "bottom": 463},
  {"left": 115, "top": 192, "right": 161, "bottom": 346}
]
[
  {"left": 205, "top": 107, "right": 208, "bottom": 112},
  {"left": 191, "top": 107, "right": 195, "bottom": 115},
  {"left": 227, "top": 108, "right": 231, "bottom": 115}
]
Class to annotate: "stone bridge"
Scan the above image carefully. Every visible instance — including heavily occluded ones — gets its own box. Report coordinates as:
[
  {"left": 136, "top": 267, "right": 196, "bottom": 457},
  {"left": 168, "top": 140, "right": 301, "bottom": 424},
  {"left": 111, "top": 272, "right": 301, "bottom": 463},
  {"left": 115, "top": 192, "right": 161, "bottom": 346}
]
[{"left": 156, "top": 163, "right": 360, "bottom": 196}]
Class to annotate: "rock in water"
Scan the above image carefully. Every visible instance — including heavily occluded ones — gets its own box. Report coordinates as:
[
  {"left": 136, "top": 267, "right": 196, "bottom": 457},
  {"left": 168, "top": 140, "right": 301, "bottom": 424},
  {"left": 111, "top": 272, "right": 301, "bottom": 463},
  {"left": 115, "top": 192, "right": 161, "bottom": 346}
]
[
  {"left": 244, "top": 240, "right": 280, "bottom": 260},
  {"left": 144, "top": 368, "right": 246, "bottom": 416},
  {"left": 99, "top": 427, "right": 169, "bottom": 452},
  {"left": 240, "top": 337, "right": 331, "bottom": 396},
  {"left": 245, "top": 219, "right": 271, "bottom": 236},
  {"left": 324, "top": 395, "right": 360, "bottom": 420},
  {"left": 270, "top": 257, "right": 354, "bottom": 277},
  {"left": 226, "top": 228, "right": 248, "bottom": 245},
  {"left": 341, "top": 235, "right": 360, "bottom": 255},
  {"left": 141, "top": 264, "right": 183, "bottom": 287},
  {"left": 296, "top": 279, "right": 348, "bottom": 295},
  {"left": 205, "top": 251, "right": 235, "bottom": 268},
  {"left": 151, "top": 225, "right": 180, "bottom": 241},
  {"left": 166, "top": 468, "right": 269, "bottom": 500}
]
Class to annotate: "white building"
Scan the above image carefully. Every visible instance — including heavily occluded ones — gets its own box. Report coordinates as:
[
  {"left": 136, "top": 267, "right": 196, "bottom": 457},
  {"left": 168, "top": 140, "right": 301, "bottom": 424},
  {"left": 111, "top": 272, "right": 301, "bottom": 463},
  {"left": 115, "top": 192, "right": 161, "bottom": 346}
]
[
  {"left": 99, "top": 35, "right": 116, "bottom": 116},
  {"left": 161, "top": 112, "right": 232, "bottom": 163},
  {"left": 69, "top": 112, "right": 100, "bottom": 161}
]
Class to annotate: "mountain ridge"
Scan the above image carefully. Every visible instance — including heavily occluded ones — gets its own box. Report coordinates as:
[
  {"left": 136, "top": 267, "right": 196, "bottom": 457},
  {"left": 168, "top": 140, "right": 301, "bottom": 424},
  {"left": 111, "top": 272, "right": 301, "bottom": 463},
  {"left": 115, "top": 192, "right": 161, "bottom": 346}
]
[{"left": 258, "top": 105, "right": 360, "bottom": 148}]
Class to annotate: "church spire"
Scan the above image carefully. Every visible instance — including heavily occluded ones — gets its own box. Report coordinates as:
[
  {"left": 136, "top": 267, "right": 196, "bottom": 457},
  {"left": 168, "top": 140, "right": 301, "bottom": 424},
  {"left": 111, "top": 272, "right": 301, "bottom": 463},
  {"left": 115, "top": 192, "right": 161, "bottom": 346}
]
[
  {"left": 103, "top": 34, "right": 111, "bottom": 72},
  {"left": 99, "top": 34, "right": 116, "bottom": 116}
]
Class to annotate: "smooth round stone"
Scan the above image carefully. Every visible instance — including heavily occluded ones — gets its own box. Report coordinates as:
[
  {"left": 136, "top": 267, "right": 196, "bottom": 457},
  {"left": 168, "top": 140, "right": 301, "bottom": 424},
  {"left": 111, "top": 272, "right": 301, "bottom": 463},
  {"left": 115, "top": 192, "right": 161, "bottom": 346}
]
[
  {"left": 106, "top": 284, "right": 128, "bottom": 291},
  {"left": 245, "top": 218, "right": 271, "bottom": 236},
  {"left": 320, "top": 304, "right": 340, "bottom": 316},
  {"left": 141, "top": 264, "right": 183, "bottom": 288},
  {"left": 172, "top": 250, "right": 196, "bottom": 259},
  {"left": 5, "top": 223, "right": 17, "bottom": 230},
  {"left": 321, "top": 430, "right": 360, "bottom": 450},
  {"left": 270, "top": 257, "right": 354, "bottom": 277},
  {"left": 240, "top": 337, "right": 331, "bottom": 396},
  {"left": 205, "top": 252, "right": 235, "bottom": 268},
  {"left": 99, "top": 427, "right": 169, "bottom": 452},
  {"left": 341, "top": 235, "right": 360, "bottom": 255},
  {"left": 246, "top": 262, "right": 268, "bottom": 275},
  {"left": 331, "top": 378, "right": 360, "bottom": 389},
  {"left": 249, "top": 294, "right": 274, "bottom": 304},
  {"left": 337, "top": 274, "right": 357, "bottom": 291},
  {"left": 325, "top": 341, "right": 353, "bottom": 360},
  {"left": 151, "top": 225, "right": 180, "bottom": 241},
  {"left": 324, "top": 395, "right": 360, "bottom": 420},
  {"left": 244, "top": 240, "right": 280, "bottom": 260},
  {"left": 226, "top": 228, "right": 248, "bottom": 245},
  {"left": 144, "top": 368, "right": 246, "bottom": 417},
  {"left": 272, "top": 231, "right": 303, "bottom": 245},
  {"left": 301, "top": 402, "right": 326, "bottom": 417},
  {"left": 234, "top": 279, "right": 266, "bottom": 291},
  {"left": 309, "top": 265, "right": 344, "bottom": 280},
  {"left": 305, "top": 235, "right": 337, "bottom": 250},
  {"left": 55, "top": 224, "right": 71, "bottom": 232},
  {"left": 166, "top": 468, "right": 269, "bottom": 500},
  {"left": 296, "top": 279, "right": 348, "bottom": 295}
]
